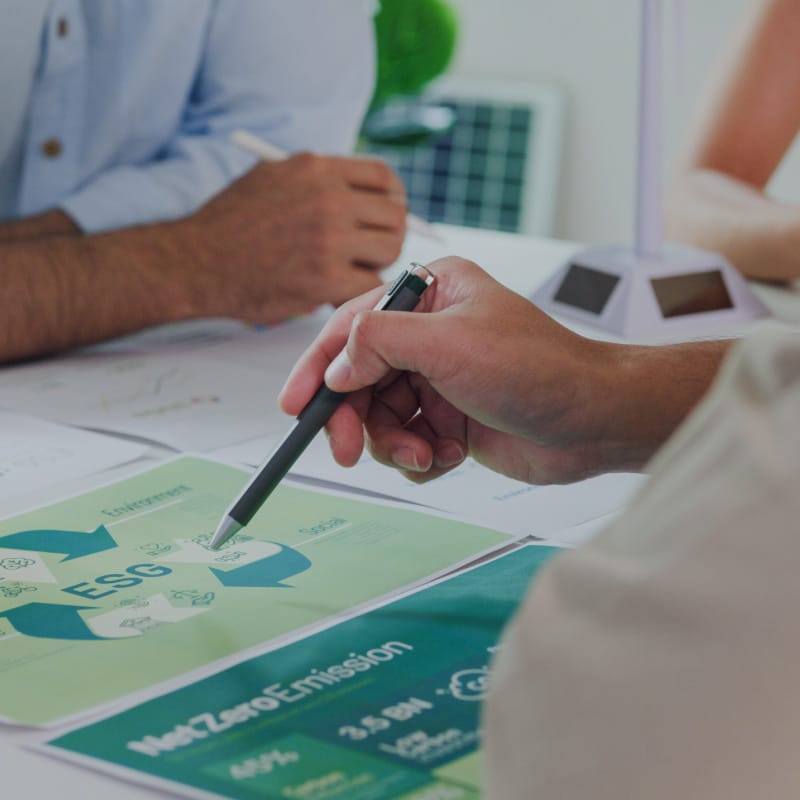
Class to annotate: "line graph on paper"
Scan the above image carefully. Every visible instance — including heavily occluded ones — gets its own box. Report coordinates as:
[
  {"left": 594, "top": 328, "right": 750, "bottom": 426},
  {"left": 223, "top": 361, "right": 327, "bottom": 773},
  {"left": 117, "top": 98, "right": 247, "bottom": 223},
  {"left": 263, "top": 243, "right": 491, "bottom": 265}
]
[{"left": 0, "top": 352, "right": 293, "bottom": 452}]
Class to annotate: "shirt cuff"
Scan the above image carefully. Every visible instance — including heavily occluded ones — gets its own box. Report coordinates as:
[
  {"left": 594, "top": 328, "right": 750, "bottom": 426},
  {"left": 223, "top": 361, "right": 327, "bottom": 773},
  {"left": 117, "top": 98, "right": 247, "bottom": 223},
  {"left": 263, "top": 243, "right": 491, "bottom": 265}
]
[{"left": 60, "top": 141, "right": 257, "bottom": 233}]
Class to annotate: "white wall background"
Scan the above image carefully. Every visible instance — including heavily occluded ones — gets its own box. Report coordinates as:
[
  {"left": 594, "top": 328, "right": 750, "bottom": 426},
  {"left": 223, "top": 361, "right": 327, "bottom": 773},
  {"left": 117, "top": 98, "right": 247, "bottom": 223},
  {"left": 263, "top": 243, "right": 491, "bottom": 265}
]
[{"left": 446, "top": 0, "right": 800, "bottom": 244}]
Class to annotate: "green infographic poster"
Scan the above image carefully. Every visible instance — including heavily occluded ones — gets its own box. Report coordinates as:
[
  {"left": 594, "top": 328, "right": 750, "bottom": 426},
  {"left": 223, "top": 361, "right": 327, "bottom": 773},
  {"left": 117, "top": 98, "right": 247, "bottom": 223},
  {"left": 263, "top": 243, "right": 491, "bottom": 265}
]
[
  {"left": 45, "top": 545, "right": 561, "bottom": 800},
  {"left": 0, "top": 456, "right": 513, "bottom": 726}
]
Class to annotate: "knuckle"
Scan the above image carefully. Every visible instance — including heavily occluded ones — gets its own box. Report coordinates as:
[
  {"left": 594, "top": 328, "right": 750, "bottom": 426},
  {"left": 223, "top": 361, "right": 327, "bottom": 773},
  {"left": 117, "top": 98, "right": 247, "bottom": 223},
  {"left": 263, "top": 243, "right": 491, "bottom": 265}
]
[
  {"left": 292, "top": 151, "right": 325, "bottom": 178},
  {"left": 347, "top": 310, "right": 384, "bottom": 368},
  {"left": 291, "top": 151, "right": 315, "bottom": 168},
  {"left": 375, "top": 160, "right": 396, "bottom": 190},
  {"left": 349, "top": 310, "right": 374, "bottom": 348},
  {"left": 366, "top": 158, "right": 396, "bottom": 191},
  {"left": 389, "top": 203, "right": 408, "bottom": 229},
  {"left": 385, "top": 237, "right": 404, "bottom": 265}
]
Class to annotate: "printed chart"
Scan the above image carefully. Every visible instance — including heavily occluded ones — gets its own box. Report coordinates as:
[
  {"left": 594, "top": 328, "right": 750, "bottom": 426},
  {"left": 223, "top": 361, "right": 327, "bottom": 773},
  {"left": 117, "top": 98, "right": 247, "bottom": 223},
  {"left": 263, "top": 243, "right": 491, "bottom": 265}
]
[
  {"left": 0, "top": 457, "right": 512, "bottom": 725},
  {"left": 43, "top": 546, "right": 562, "bottom": 800}
]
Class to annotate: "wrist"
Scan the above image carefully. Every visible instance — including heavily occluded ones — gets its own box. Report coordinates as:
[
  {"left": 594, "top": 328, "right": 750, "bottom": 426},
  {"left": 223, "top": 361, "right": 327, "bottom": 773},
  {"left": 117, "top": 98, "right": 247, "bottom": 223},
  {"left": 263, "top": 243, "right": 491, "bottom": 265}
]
[
  {"left": 0, "top": 209, "right": 81, "bottom": 243},
  {"left": 581, "top": 339, "right": 730, "bottom": 472},
  {"left": 581, "top": 341, "right": 669, "bottom": 472},
  {"left": 92, "top": 218, "right": 211, "bottom": 326},
  {"left": 164, "top": 215, "right": 229, "bottom": 319}
]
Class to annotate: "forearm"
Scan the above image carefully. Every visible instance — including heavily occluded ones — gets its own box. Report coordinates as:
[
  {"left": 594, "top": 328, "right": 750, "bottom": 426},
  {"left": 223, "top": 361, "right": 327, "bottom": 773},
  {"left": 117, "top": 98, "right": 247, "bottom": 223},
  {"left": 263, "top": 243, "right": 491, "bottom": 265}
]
[
  {"left": 579, "top": 337, "right": 733, "bottom": 472},
  {"left": 0, "top": 209, "right": 81, "bottom": 243},
  {"left": 0, "top": 219, "right": 201, "bottom": 362},
  {"left": 666, "top": 169, "right": 800, "bottom": 281}
]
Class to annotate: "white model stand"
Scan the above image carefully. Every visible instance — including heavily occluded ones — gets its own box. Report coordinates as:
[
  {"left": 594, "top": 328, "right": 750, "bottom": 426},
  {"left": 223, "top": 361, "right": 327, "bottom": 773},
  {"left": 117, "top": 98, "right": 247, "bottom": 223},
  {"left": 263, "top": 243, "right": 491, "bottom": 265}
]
[
  {"left": 533, "top": 0, "right": 768, "bottom": 339},
  {"left": 533, "top": 242, "right": 768, "bottom": 339}
]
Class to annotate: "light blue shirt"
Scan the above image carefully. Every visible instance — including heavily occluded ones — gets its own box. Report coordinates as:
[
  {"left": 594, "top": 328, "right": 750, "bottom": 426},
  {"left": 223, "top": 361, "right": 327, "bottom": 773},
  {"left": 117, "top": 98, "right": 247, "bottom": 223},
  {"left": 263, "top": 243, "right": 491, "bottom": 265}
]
[{"left": 3, "top": 0, "right": 375, "bottom": 232}]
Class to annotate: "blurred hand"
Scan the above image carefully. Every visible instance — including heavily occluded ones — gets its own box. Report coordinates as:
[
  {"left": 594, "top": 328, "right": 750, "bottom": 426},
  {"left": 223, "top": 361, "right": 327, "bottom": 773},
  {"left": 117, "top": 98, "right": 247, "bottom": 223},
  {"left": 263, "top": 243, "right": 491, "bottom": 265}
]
[
  {"left": 181, "top": 153, "right": 408, "bottom": 322},
  {"left": 279, "top": 257, "right": 629, "bottom": 485}
]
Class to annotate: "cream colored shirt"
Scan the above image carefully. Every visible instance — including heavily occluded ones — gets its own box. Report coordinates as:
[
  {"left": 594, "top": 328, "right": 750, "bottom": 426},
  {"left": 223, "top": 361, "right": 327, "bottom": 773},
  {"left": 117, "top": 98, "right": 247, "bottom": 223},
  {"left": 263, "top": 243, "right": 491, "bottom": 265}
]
[{"left": 485, "top": 323, "right": 800, "bottom": 800}]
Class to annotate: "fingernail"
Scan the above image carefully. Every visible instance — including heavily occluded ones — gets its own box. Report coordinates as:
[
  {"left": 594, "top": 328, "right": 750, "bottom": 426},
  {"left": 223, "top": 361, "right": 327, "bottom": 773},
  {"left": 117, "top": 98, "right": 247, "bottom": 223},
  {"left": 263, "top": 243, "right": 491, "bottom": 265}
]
[
  {"left": 325, "top": 350, "right": 352, "bottom": 388},
  {"left": 434, "top": 442, "right": 466, "bottom": 468},
  {"left": 392, "top": 446, "right": 424, "bottom": 471}
]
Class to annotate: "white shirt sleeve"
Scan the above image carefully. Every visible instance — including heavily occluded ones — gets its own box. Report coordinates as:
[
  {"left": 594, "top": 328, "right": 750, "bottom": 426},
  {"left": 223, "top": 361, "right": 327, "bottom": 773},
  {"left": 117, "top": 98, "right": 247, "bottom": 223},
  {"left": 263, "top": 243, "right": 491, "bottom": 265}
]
[{"left": 484, "top": 323, "right": 800, "bottom": 800}]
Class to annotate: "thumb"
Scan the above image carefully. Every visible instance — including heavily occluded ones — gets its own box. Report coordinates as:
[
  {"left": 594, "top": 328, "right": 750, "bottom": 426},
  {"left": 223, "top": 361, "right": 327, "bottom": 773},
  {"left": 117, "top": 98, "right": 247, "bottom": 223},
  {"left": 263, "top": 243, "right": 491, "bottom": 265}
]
[{"left": 324, "top": 308, "right": 436, "bottom": 392}]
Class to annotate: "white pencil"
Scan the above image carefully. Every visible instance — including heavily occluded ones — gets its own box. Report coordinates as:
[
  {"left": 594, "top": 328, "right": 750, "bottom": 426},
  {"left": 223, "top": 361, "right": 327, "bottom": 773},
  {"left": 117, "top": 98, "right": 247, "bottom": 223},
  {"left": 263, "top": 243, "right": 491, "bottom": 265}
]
[{"left": 230, "top": 129, "right": 444, "bottom": 243}]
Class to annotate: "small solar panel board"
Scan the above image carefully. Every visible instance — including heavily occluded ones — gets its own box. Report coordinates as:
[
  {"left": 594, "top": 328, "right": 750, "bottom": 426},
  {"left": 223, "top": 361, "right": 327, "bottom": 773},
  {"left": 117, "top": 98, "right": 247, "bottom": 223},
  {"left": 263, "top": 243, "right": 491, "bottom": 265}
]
[{"left": 361, "top": 78, "right": 565, "bottom": 236}]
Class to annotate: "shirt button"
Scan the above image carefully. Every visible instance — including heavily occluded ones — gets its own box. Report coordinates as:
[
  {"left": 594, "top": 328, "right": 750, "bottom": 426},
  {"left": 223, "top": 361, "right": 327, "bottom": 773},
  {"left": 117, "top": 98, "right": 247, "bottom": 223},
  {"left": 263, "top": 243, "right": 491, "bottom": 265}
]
[
  {"left": 57, "top": 18, "right": 69, "bottom": 37},
  {"left": 41, "top": 138, "right": 63, "bottom": 158}
]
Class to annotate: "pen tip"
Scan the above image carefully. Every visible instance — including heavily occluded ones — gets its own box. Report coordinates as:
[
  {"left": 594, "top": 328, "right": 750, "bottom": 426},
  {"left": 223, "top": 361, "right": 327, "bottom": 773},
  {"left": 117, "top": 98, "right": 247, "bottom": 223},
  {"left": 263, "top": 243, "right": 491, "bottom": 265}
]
[{"left": 209, "top": 517, "right": 243, "bottom": 550}]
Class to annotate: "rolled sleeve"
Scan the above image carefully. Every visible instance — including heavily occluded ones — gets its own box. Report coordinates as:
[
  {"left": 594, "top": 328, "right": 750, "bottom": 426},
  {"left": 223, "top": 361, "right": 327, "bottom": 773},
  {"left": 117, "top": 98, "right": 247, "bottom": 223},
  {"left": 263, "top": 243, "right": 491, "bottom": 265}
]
[
  {"left": 60, "top": 139, "right": 257, "bottom": 233},
  {"left": 60, "top": 0, "right": 376, "bottom": 232}
]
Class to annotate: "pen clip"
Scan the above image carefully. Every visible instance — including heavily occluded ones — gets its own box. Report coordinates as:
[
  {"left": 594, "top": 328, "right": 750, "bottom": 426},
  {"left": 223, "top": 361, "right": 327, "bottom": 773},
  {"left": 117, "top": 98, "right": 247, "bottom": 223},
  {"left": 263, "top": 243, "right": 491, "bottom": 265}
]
[
  {"left": 375, "top": 269, "right": 411, "bottom": 311},
  {"left": 376, "top": 264, "right": 434, "bottom": 311}
]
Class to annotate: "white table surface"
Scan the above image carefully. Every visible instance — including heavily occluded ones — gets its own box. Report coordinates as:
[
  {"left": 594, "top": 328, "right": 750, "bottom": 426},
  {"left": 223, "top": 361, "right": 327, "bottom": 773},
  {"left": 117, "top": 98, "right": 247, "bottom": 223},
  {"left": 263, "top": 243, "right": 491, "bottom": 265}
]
[{"left": 2, "top": 223, "right": 798, "bottom": 798}]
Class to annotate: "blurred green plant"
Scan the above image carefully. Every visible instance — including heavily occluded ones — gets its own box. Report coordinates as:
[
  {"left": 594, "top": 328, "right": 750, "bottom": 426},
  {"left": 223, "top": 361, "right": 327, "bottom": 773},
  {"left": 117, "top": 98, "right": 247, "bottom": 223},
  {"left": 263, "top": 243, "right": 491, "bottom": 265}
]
[{"left": 371, "top": 0, "right": 458, "bottom": 107}]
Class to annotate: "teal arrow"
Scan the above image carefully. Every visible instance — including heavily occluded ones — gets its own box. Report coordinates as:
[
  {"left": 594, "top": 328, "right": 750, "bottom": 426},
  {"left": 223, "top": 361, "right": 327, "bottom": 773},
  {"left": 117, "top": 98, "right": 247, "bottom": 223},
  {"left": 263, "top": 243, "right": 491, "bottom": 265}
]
[
  {"left": 0, "top": 525, "right": 117, "bottom": 562},
  {"left": 210, "top": 542, "right": 311, "bottom": 588},
  {"left": 0, "top": 602, "right": 108, "bottom": 640}
]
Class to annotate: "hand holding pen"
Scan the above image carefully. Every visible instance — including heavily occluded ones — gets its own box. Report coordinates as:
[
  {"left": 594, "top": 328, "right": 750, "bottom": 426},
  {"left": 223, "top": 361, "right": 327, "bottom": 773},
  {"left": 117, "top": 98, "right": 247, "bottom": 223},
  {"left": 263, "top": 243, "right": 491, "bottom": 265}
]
[
  {"left": 211, "top": 263, "right": 435, "bottom": 548},
  {"left": 188, "top": 141, "right": 410, "bottom": 324},
  {"left": 231, "top": 130, "right": 444, "bottom": 243},
  {"left": 279, "top": 256, "right": 618, "bottom": 489}
]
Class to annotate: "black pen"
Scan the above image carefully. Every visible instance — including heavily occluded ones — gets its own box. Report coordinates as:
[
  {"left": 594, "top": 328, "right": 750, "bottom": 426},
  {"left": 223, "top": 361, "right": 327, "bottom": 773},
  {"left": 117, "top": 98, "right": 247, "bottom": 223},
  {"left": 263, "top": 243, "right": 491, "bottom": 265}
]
[{"left": 209, "top": 263, "right": 435, "bottom": 549}]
